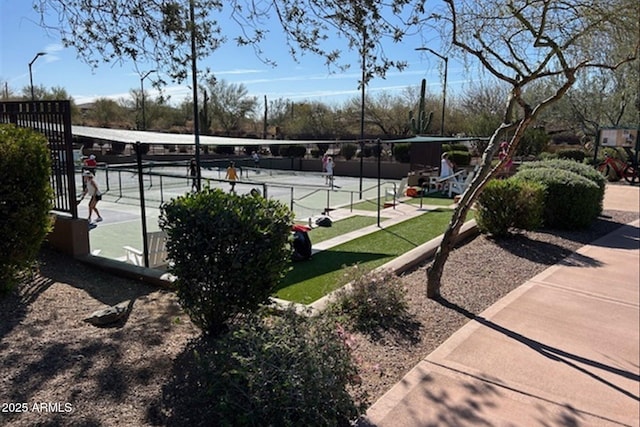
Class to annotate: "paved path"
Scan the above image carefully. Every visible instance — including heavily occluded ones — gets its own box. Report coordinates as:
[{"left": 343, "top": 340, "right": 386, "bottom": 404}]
[{"left": 361, "top": 184, "right": 640, "bottom": 427}]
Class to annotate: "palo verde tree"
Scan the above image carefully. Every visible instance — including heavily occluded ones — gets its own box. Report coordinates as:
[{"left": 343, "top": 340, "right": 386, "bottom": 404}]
[{"left": 423, "top": 0, "right": 639, "bottom": 298}]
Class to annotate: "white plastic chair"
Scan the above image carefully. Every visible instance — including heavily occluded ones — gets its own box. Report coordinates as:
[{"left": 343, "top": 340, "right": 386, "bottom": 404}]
[
  {"left": 123, "top": 231, "right": 168, "bottom": 269},
  {"left": 448, "top": 168, "right": 476, "bottom": 197}
]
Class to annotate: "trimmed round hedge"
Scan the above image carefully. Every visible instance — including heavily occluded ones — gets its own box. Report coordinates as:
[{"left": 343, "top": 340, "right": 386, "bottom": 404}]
[
  {"left": 159, "top": 188, "right": 293, "bottom": 335},
  {"left": 0, "top": 124, "right": 53, "bottom": 292},
  {"left": 476, "top": 178, "right": 545, "bottom": 236},
  {"left": 514, "top": 167, "right": 601, "bottom": 230},
  {"left": 518, "top": 159, "right": 605, "bottom": 214}
]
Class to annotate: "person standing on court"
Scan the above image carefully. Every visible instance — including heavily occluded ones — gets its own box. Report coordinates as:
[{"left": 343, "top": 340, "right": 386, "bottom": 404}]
[
  {"left": 78, "top": 170, "right": 103, "bottom": 224},
  {"left": 226, "top": 161, "right": 238, "bottom": 193},
  {"left": 322, "top": 153, "right": 329, "bottom": 183},
  {"left": 188, "top": 158, "right": 199, "bottom": 192},
  {"left": 325, "top": 156, "right": 335, "bottom": 187}
]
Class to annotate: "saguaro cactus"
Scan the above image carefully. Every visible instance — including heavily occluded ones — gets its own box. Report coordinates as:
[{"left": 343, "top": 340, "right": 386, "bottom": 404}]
[
  {"left": 409, "top": 79, "right": 433, "bottom": 135},
  {"left": 199, "top": 89, "right": 212, "bottom": 135}
]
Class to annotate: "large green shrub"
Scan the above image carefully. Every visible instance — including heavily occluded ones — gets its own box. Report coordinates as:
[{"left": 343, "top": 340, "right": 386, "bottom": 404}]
[
  {"left": 476, "top": 178, "right": 545, "bottom": 236},
  {"left": 159, "top": 188, "right": 293, "bottom": 335},
  {"left": 446, "top": 150, "right": 471, "bottom": 167},
  {"left": 185, "top": 307, "right": 366, "bottom": 426},
  {"left": 393, "top": 143, "right": 411, "bottom": 163},
  {"left": 442, "top": 143, "right": 469, "bottom": 152},
  {"left": 281, "top": 144, "right": 307, "bottom": 158},
  {"left": 514, "top": 168, "right": 601, "bottom": 229},
  {"left": 340, "top": 143, "right": 358, "bottom": 160},
  {"left": 269, "top": 144, "right": 281, "bottom": 156},
  {"left": 0, "top": 125, "right": 53, "bottom": 293},
  {"left": 518, "top": 159, "right": 605, "bottom": 211}
]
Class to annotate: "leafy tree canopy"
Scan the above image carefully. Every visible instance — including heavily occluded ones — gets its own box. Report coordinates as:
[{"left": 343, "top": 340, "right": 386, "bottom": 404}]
[{"left": 33, "top": 0, "right": 422, "bottom": 87}]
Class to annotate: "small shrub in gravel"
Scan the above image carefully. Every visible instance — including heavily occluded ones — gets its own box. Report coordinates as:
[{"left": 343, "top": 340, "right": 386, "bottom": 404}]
[
  {"left": 514, "top": 168, "right": 601, "bottom": 229},
  {"left": 329, "top": 266, "right": 410, "bottom": 333},
  {"left": 476, "top": 178, "right": 545, "bottom": 236},
  {"left": 159, "top": 188, "right": 293, "bottom": 335},
  {"left": 186, "top": 307, "right": 366, "bottom": 426},
  {"left": 0, "top": 124, "right": 53, "bottom": 293}
]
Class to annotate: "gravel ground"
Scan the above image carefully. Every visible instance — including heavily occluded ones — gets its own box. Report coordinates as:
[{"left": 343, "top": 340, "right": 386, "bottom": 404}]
[{"left": 0, "top": 209, "right": 636, "bottom": 426}]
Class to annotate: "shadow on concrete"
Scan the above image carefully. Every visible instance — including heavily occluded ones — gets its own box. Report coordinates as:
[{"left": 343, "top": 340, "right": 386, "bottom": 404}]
[{"left": 436, "top": 297, "right": 640, "bottom": 400}]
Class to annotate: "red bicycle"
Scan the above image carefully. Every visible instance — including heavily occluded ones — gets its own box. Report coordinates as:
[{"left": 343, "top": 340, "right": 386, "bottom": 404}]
[{"left": 597, "top": 152, "right": 639, "bottom": 184}]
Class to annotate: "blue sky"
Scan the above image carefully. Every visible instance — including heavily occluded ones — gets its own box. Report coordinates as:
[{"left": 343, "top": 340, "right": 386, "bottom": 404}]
[{"left": 1, "top": 1, "right": 474, "bottom": 107}]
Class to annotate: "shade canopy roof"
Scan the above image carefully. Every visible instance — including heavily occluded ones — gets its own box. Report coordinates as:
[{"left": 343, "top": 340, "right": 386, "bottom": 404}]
[{"left": 72, "top": 125, "right": 487, "bottom": 146}]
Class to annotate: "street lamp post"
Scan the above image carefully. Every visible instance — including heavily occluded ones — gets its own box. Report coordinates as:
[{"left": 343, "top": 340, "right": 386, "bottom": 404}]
[
  {"left": 29, "top": 52, "right": 47, "bottom": 101},
  {"left": 416, "top": 47, "right": 448, "bottom": 136},
  {"left": 359, "top": 27, "right": 367, "bottom": 199},
  {"left": 140, "top": 70, "right": 156, "bottom": 131}
]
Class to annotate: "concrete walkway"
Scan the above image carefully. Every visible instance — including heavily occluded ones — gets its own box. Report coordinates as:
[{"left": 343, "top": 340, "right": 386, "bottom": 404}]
[{"left": 361, "top": 184, "right": 640, "bottom": 427}]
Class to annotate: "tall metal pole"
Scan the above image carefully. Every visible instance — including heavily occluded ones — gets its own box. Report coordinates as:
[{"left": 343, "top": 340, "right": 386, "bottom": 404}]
[
  {"left": 190, "top": 0, "right": 202, "bottom": 191},
  {"left": 140, "top": 70, "right": 156, "bottom": 131},
  {"left": 135, "top": 141, "right": 150, "bottom": 268},
  {"left": 359, "top": 28, "right": 366, "bottom": 199},
  {"left": 415, "top": 47, "right": 448, "bottom": 136},
  {"left": 28, "top": 52, "right": 47, "bottom": 101}
]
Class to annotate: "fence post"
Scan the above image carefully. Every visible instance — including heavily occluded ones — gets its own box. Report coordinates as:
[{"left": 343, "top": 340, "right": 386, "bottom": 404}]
[{"left": 136, "top": 141, "right": 150, "bottom": 268}]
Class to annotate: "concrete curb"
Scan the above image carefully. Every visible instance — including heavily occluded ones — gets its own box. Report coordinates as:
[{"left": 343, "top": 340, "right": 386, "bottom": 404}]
[{"left": 304, "top": 219, "right": 479, "bottom": 314}]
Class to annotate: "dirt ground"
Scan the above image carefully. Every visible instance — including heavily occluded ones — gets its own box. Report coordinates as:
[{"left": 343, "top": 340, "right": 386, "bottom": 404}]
[{"left": 0, "top": 209, "right": 636, "bottom": 426}]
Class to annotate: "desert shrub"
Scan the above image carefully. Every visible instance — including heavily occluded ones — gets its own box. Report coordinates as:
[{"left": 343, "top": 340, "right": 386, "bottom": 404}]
[
  {"left": 358, "top": 145, "right": 373, "bottom": 158},
  {"left": 340, "top": 143, "right": 358, "bottom": 160},
  {"left": 110, "top": 141, "right": 126, "bottom": 154},
  {"left": 316, "top": 142, "right": 330, "bottom": 155},
  {"left": 476, "top": 178, "right": 545, "bottom": 236},
  {"left": 393, "top": 143, "right": 411, "bottom": 163},
  {"left": 329, "top": 266, "right": 410, "bottom": 333},
  {"left": 556, "top": 148, "right": 586, "bottom": 162},
  {"left": 518, "top": 159, "right": 605, "bottom": 210},
  {"left": 442, "top": 143, "right": 469, "bottom": 152},
  {"left": 159, "top": 188, "right": 293, "bottom": 335},
  {"left": 280, "top": 144, "right": 307, "bottom": 158},
  {"left": 269, "top": 144, "right": 281, "bottom": 156},
  {"left": 446, "top": 150, "right": 471, "bottom": 167},
  {"left": 0, "top": 124, "right": 54, "bottom": 293},
  {"left": 188, "top": 307, "right": 366, "bottom": 426},
  {"left": 537, "top": 151, "right": 557, "bottom": 160},
  {"left": 214, "top": 145, "right": 235, "bottom": 155},
  {"left": 514, "top": 168, "right": 601, "bottom": 229}
]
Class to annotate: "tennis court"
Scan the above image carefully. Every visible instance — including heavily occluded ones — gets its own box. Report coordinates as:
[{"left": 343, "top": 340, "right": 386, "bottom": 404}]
[{"left": 79, "top": 162, "right": 402, "bottom": 263}]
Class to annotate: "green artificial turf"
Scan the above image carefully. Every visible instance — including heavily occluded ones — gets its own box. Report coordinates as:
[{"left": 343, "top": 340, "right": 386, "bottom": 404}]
[
  {"left": 348, "top": 197, "right": 405, "bottom": 211},
  {"left": 305, "top": 215, "right": 382, "bottom": 243},
  {"left": 276, "top": 209, "right": 462, "bottom": 304},
  {"left": 404, "top": 193, "right": 456, "bottom": 207}
]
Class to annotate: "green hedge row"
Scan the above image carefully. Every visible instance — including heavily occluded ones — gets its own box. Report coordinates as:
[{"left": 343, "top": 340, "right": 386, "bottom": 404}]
[
  {"left": 0, "top": 125, "right": 54, "bottom": 293},
  {"left": 477, "top": 159, "right": 605, "bottom": 235}
]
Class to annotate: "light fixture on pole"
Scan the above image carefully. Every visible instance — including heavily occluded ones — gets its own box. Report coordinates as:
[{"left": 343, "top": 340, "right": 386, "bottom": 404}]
[
  {"left": 29, "top": 52, "right": 47, "bottom": 101},
  {"left": 416, "top": 47, "right": 448, "bottom": 136},
  {"left": 140, "top": 70, "right": 156, "bottom": 131}
]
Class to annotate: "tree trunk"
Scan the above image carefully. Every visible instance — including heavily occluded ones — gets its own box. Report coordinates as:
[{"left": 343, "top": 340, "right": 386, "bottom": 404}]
[
  {"left": 425, "top": 137, "right": 500, "bottom": 298},
  {"left": 426, "top": 112, "right": 535, "bottom": 298}
]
